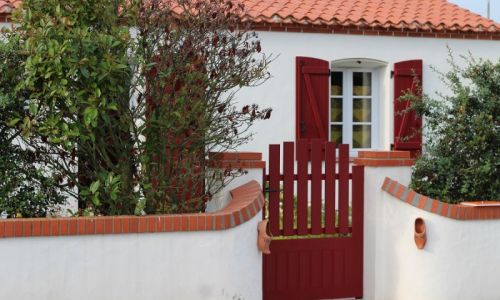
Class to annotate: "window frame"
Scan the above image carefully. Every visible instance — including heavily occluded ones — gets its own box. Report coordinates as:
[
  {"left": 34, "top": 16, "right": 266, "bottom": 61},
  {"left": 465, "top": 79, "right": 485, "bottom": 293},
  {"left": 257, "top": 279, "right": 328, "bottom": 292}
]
[{"left": 329, "top": 67, "right": 379, "bottom": 154}]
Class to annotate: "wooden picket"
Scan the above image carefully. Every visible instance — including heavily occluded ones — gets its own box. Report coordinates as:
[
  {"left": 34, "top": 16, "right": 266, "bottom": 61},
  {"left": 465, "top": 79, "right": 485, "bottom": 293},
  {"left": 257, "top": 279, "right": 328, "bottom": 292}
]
[{"left": 263, "top": 140, "right": 365, "bottom": 300}]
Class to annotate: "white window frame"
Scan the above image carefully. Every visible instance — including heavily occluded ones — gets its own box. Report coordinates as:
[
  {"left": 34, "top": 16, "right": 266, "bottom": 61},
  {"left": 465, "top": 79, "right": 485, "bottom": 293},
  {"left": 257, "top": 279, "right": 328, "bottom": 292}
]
[{"left": 329, "top": 68, "right": 379, "bottom": 155}]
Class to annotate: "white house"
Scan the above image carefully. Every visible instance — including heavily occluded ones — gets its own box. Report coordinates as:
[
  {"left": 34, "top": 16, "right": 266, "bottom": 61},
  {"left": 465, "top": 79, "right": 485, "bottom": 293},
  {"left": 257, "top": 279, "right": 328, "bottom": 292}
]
[
  {"left": 231, "top": 0, "right": 500, "bottom": 159},
  {"left": 2, "top": 0, "right": 500, "bottom": 159}
]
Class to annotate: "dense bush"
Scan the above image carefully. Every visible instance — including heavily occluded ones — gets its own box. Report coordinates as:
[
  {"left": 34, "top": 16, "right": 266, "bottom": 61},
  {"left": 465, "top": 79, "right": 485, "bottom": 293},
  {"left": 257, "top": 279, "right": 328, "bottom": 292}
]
[
  {"left": 0, "top": 0, "right": 272, "bottom": 216},
  {"left": 0, "top": 30, "right": 66, "bottom": 217},
  {"left": 405, "top": 54, "right": 500, "bottom": 203}
]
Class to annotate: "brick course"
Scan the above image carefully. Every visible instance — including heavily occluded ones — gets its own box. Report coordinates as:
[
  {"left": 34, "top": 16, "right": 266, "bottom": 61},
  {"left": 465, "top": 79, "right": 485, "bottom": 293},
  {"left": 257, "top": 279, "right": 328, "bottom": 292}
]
[
  {"left": 354, "top": 150, "right": 415, "bottom": 167},
  {"left": 382, "top": 177, "right": 500, "bottom": 221},
  {"left": 250, "top": 23, "right": 500, "bottom": 41},
  {"left": 0, "top": 180, "right": 264, "bottom": 238}
]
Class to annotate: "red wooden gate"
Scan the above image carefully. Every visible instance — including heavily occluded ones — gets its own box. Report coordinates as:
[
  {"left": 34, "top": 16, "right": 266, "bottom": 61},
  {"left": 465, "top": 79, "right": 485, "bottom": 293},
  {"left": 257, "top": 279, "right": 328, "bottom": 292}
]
[{"left": 263, "top": 140, "right": 364, "bottom": 300}]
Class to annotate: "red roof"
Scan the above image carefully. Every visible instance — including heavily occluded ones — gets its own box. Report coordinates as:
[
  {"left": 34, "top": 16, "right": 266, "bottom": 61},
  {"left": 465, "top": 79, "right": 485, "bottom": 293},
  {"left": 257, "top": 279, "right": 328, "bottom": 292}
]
[
  {"left": 2, "top": 0, "right": 499, "bottom": 32},
  {"left": 0, "top": 0, "right": 20, "bottom": 15},
  {"left": 242, "top": 0, "right": 500, "bottom": 32}
]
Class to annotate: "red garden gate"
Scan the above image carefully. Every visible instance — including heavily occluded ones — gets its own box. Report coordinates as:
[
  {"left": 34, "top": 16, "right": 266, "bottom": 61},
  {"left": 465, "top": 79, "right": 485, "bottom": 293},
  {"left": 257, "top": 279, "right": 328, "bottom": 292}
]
[{"left": 263, "top": 140, "right": 364, "bottom": 300}]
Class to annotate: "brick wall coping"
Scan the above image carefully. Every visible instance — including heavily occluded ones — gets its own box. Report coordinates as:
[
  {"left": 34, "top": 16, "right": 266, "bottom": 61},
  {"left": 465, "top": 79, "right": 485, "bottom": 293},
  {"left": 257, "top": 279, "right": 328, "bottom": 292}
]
[
  {"left": 0, "top": 180, "right": 264, "bottom": 239},
  {"left": 208, "top": 151, "right": 265, "bottom": 169},
  {"left": 382, "top": 177, "right": 500, "bottom": 221},
  {"left": 250, "top": 23, "right": 500, "bottom": 41},
  {"left": 354, "top": 151, "right": 415, "bottom": 167}
]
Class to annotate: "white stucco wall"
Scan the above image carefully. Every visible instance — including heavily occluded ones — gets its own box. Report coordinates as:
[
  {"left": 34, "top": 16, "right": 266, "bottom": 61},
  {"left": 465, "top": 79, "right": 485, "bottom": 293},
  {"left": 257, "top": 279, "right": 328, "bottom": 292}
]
[
  {"left": 236, "top": 32, "right": 500, "bottom": 160},
  {"left": 0, "top": 210, "right": 262, "bottom": 300},
  {"left": 363, "top": 166, "right": 500, "bottom": 300}
]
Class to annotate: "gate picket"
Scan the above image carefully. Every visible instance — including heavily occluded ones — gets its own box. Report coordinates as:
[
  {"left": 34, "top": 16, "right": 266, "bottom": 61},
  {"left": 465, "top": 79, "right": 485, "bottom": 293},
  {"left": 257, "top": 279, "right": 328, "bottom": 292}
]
[
  {"left": 352, "top": 165, "right": 365, "bottom": 297},
  {"left": 324, "top": 142, "right": 336, "bottom": 234},
  {"left": 283, "top": 142, "right": 295, "bottom": 236},
  {"left": 310, "top": 139, "right": 323, "bottom": 235},
  {"left": 296, "top": 141, "right": 309, "bottom": 235},
  {"left": 268, "top": 144, "right": 281, "bottom": 236},
  {"left": 338, "top": 144, "right": 350, "bottom": 234}
]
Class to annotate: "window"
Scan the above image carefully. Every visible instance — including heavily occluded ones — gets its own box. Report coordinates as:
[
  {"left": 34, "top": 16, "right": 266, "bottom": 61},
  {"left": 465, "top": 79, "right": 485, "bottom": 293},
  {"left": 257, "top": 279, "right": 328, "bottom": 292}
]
[{"left": 330, "top": 69, "right": 378, "bottom": 150}]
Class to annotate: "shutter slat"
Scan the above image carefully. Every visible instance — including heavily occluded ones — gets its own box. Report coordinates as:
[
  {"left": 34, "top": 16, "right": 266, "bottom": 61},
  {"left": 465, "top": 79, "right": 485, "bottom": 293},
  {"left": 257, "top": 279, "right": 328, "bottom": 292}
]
[{"left": 393, "top": 59, "right": 423, "bottom": 157}]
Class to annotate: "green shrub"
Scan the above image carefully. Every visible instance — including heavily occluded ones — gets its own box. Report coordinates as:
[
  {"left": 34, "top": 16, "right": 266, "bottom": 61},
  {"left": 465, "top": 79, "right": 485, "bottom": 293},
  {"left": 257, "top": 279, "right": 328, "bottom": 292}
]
[
  {"left": 0, "top": 30, "right": 66, "bottom": 217},
  {"left": 405, "top": 53, "right": 500, "bottom": 203},
  {"left": 1, "top": 0, "right": 272, "bottom": 215}
]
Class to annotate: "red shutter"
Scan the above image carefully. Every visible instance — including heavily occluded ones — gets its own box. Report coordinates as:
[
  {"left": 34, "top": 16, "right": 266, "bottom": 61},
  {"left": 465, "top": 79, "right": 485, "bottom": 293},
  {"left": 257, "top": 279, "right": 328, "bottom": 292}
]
[
  {"left": 296, "top": 57, "right": 330, "bottom": 142},
  {"left": 393, "top": 59, "right": 423, "bottom": 157}
]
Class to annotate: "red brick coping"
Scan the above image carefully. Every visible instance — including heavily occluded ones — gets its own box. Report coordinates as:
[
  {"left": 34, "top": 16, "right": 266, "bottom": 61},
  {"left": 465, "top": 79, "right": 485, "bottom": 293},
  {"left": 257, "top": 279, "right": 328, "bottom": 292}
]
[
  {"left": 354, "top": 151, "right": 415, "bottom": 167},
  {"left": 0, "top": 180, "right": 265, "bottom": 239},
  {"left": 208, "top": 152, "right": 265, "bottom": 169},
  {"left": 382, "top": 178, "right": 500, "bottom": 220}
]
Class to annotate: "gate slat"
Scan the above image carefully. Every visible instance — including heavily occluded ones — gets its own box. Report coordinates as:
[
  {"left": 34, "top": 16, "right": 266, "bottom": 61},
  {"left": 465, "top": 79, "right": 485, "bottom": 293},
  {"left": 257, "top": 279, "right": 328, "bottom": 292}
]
[
  {"left": 310, "top": 139, "right": 323, "bottom": 235},
  {"left": 297, "top": 140, "right": 309, "bottom": 235},
  {"left": 324, "top": 142, "right": 336, "bottom": 234},
  {"left": 283, "top": 142, "right": 295, "bottom": 236},
  {"left": 269, "top": 144, "right": 281, "bottom": 236},
  {"left": 338, "top": 144, "right": 350, "bottom": 234},
  {"left": 352, "top": 165, "right": 365, "bottom": 297}
]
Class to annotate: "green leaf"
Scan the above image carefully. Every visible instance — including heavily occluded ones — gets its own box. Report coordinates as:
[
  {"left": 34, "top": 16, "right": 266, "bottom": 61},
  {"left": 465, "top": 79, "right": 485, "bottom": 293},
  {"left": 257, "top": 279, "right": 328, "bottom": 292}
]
[
  {"left": 90, "top": 180, "right": 100, "bottom": 194},
  {"left": 6, "top": 118, "right": 20, "bottom": 127},
  {"left": 80, "top": 67, "right": 90, "bottom": 78},
  {"left": 92, "top": 194, "right": 101, "bottom": 206},
  {"left": 29, "top": 103, "right": 38, "bottom": 115},
  {"left": 83, "top": 107, "right": 98, "bottom": 126}
]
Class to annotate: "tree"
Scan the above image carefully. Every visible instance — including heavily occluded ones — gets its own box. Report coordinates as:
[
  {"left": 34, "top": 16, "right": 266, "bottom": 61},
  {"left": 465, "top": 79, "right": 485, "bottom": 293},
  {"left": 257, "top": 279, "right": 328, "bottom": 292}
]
[
  {"left": 12, "top": 0, "right": 138, "bottom": 215},
  {"left": 404, "top": 53, "right": 500, "bottom": 203},
  {"left": 2, "top": 0, "right": 273, "bottom": 215},
  {"left": 0, "top": 28, "right": 66, "bottom": 217},
  {"left": 134, "top": 0, "right": 273, "bottom": 213}
]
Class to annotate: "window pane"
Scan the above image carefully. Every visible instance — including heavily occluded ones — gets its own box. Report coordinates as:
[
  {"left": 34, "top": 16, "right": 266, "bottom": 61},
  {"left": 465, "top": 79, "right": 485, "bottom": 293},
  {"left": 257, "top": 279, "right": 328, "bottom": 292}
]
[
  {"left": 353, "top": 125, "right": 371, "bottom": 148},
  {"left": 331, "top": 72, "right": 343, "bottom": 95},
  {"left": 353, "top": 98, "right": 371, "bottom": 122},
  {"left": 331, "top": 98, "right": 343, "bottom": 122},
  {"left": 353, "top": 72, "right": 372, "bottom": 96},
  {"left": 331, "top": 125, "right": 342, "bottom": 145}
]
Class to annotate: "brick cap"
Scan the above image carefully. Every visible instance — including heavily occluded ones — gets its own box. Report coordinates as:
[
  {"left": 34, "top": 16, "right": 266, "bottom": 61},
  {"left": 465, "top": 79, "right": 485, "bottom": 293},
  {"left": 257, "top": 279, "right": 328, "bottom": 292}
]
[
  {"left": 382, "top": 177, "right": 500, "bottom": 221},
  {"left": 0, "top": 181, "right": 265, "bottom": 239},
  {"left": 354, "top": 151, "right": 414, "bottom": 167},
  {"left": 208, "top": 151, "right": 265, "bottom": 169}
]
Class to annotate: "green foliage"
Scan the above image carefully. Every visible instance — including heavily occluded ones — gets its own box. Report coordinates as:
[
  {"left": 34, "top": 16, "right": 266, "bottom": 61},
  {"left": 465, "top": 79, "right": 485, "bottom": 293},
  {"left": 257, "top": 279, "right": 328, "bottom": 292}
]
[
  {"left": 11, "top": 0, "right": 138, "bottom": 215},
  {"left": 0, "top": 29, "right": 66, "bottom": 217},
  {"left": 133, "top": 0, "right": 273, "bottom": 213},
  {"left": 1, "top": 0, "right": 273, "bottom": 215},
  {"left": 404, "top": 53, "right": 500, "bottom": 203}
]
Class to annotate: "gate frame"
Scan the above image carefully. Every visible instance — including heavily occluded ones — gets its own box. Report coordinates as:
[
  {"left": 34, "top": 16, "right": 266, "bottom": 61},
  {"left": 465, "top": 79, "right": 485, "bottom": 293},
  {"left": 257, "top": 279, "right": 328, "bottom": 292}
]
[{"left": 262, "top": 140, "right": 364, "bottom": 300}]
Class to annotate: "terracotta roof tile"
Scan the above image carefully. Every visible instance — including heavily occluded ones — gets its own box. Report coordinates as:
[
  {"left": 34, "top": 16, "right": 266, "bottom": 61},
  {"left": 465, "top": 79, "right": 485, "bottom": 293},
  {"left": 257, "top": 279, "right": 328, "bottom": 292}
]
[
  {"left": 0, "top": 0, "right": 20, "bottom": 14},
  {"left": 242, "top": 0, "right": 500, "bottom": 32},
  {"left": 1, "top": 0, "right": 499, "bottom": 33}
]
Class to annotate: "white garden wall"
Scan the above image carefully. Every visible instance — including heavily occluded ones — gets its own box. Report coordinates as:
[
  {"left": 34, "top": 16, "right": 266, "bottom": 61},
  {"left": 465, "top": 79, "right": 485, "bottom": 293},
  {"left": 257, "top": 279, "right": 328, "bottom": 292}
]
[
  {"left": 0, "top": 213, "right": 262, "bottom": 300},
  {"left": 362, "top": 163, "right": 500, "bottom": 300},
  {"left": 236, "top": 32, "right": 500, "bottom": 160}
]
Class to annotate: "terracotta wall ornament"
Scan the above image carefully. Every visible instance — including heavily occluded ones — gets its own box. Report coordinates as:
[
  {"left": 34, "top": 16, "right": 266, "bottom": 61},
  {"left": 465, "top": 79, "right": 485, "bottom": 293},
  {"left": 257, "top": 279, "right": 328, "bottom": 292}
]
[
  {"left": 257, "top": 219, "right": 272, "bottom": 254},
  {"left": 414, "top": 217, "right": 427, "bottom": 249}
]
